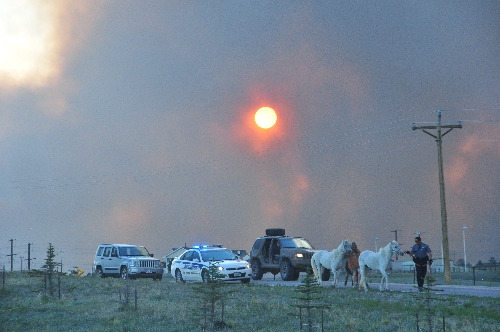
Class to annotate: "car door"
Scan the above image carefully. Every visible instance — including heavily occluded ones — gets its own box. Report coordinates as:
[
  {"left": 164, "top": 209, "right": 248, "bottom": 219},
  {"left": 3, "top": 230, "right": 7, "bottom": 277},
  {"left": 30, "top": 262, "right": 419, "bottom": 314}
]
[
  {"left": 191, "top": 251, "right": 202, "bottom": 280},
  {"left": 179, "top": 250, "right": 194, "bottom": 281},
  {"left": 101, "top": 246, "right": 114, "bottom": 274},
  {"left": 107, "top": 246, "right": 121, "bottom": 276}
]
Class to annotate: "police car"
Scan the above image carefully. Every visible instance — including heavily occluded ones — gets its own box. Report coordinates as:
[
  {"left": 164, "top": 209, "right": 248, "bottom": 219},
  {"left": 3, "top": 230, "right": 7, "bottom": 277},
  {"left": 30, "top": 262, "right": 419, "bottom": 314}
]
[{"left": 171, "top": 245, "right": 251, "bottom": 283}]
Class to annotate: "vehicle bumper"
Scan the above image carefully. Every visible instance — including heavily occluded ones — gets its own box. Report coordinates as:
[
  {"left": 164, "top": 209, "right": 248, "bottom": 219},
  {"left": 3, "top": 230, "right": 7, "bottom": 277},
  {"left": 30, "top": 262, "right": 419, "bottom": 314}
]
[
  {"left": 128, "top": 267, "right": 164, "bottom": 278},
  {"left": 220, "top": 269, "right": 252, "bottom": 281}
]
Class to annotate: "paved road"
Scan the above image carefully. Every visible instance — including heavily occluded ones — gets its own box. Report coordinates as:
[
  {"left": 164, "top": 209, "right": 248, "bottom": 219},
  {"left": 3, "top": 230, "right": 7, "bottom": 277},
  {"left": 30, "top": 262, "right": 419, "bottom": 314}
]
[
  {"left": 164, "top": 273, "right": 499, "bottom": 297},
  {"left": 251, "top": 274, "right": 500, "bottom": 298}
]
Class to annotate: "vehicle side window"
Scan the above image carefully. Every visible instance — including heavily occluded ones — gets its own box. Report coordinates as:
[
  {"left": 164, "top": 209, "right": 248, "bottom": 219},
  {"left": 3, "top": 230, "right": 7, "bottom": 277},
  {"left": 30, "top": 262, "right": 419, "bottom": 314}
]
[
  {"left": 183, "top": 251, "right": 193, "bottom": 261},
  {"left": 119, "top": 247, "right": 131, "bottom": 256},
  {"left": 252, "top": 238, "right": 264, "bottom": 250},
  {"left": 111, "top": 247, "right": 118, "bottom": 258},
  {"left": 96, "top": 247, "right": 104, "bottom": 256},
  {"left": 192, "top": 252, "right": 200, "bottom": 261},
  {"left": 103, "top": 247, "right": 111, "bottom": 257}
]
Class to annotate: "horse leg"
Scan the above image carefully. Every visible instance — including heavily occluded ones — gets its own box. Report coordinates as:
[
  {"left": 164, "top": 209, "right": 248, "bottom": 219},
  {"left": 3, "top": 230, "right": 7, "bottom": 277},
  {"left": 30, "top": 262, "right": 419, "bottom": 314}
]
[
  {"left": 380, "top": 270, "right": 389, "bottom": 291},
  {"left": 318, "top": 265, "right": 324, "bottom": 286}
]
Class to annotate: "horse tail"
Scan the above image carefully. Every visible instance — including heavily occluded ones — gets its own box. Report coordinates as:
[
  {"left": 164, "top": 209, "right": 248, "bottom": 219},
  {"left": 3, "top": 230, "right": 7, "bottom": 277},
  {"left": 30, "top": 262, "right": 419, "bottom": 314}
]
[
  {"left": 310, "top": 253, "right": 321, "bottom": 284},
  {"left": 310, "top": 255, "right": 317, "bottom": 278}
]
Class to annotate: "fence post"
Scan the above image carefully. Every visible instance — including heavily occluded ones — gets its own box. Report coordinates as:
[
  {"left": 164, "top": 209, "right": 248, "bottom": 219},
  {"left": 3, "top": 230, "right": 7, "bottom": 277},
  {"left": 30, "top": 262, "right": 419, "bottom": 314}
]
[
  {"left": 299, "top": 307, "right": 302, "bottom": 331},
  {"left": 472, "top": 266, "right": 476, "bottom": 286},
  {"left": 134, "top": 287, "right": 137, "bottom": 311},
  {"left": 58, "top": 273, "right": 61, "bottom": 300},
  {"left": 322, "top": 308, "right": 324, "bottom": 332}
]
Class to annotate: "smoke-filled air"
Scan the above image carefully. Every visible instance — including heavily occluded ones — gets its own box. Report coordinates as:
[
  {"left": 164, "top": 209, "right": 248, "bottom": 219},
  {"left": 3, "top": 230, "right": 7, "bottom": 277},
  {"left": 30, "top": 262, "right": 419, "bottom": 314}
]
[{"left": 1, "top": 1, "right": 499, "bottom": 272}]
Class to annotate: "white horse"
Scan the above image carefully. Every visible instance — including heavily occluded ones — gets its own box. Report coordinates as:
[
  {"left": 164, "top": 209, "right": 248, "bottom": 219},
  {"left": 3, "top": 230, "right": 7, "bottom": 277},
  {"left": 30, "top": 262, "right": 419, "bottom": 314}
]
[
  {"left": 311, "top": 240, "right": 352, "bottom": 286},
  {"left": 359, "top": 240, "right": 404, "bottom": 292}
]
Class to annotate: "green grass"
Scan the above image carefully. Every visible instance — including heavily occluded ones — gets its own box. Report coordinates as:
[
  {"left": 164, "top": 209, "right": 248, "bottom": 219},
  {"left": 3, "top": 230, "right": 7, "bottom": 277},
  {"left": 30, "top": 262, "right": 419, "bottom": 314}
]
[{"left": 0, "top": 271, "right": 499, "bottom": 331}]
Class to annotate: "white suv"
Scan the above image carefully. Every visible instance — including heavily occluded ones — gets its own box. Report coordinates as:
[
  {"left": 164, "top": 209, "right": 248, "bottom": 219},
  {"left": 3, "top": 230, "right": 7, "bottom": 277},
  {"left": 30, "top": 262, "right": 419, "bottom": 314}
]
[{"left": 93, "top": 244, "right": 163, "bottom": 281}]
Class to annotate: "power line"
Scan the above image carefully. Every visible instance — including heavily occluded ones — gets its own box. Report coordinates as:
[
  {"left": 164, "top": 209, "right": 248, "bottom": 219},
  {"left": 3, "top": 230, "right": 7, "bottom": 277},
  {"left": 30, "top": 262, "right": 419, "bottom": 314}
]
[{"left": 445, "top": 108, "right": 500, "bottom": 112}]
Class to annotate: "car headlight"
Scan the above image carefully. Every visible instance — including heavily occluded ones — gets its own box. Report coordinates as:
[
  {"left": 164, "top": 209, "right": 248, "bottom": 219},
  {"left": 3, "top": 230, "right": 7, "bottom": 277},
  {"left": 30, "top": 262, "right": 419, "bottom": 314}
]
[
  {"left": 217, "top": 266, "right": 224, "bottom": 271},
  {"left": 246, "top": 263, "right": 251, "bottom": 269},
  {"left": 129, "top": 260, "right": 136, "bottom": 267},
  {"left": 154, "top": 260, "right": 160, "bottom": 268},
  {"left": 295, "top": 253, "right": 304, "bottom": 259}
]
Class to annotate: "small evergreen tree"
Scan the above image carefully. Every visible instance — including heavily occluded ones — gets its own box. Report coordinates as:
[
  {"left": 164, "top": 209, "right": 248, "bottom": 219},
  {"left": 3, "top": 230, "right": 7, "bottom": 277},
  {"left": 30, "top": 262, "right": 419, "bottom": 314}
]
[
  {"left": 412, "top": 274, "right": 448, "bottom": 332},
  {"left": 41, "top": 243, "right": 60, "bottom": 297},
  {"left": 191, "top": 262, "right": 236, "bottom": 331},
  {"left": 290, "top": 267, "right": 330, "bottom": 332}
]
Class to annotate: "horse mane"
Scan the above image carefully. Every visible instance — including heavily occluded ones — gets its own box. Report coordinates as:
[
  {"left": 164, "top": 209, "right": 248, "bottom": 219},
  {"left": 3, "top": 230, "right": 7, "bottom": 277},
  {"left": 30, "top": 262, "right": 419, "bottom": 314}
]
[{"left": 379, "top": 241, "right": 394, "bottom": 262}]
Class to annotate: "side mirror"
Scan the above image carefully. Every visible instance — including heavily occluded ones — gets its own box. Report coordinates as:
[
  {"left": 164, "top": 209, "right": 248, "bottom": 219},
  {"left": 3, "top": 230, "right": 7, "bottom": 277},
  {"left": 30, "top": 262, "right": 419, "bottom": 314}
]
[{"left": 150, "top": 254, "right": 154, "bottom": 257}]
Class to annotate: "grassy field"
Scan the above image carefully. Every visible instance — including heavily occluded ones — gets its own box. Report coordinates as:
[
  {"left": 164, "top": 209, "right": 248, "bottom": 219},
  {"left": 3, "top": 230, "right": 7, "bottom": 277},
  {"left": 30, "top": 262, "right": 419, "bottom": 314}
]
[{"left": 1, "top": 271, "right": 499, "bottom": 331}]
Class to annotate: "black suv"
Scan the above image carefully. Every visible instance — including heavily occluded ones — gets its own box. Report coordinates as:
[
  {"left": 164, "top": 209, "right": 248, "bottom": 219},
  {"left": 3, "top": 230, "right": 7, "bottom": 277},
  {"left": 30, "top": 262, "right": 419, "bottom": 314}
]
[{"left": 249, "top": 228, "right": 319, "bottom": 281}]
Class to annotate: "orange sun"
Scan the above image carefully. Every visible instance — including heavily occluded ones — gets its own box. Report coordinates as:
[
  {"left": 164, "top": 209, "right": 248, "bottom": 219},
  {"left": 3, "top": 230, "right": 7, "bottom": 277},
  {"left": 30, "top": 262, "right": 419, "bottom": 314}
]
[{"left": 254, "top": 107, "right": 277, "bottom": 129}]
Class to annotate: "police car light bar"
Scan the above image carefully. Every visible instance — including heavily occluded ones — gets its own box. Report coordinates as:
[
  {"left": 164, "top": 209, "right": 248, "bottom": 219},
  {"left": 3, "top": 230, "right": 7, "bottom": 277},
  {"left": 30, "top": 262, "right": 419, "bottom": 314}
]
[{"left": 192, "top": 244, "right": 224, "bottom": 249}]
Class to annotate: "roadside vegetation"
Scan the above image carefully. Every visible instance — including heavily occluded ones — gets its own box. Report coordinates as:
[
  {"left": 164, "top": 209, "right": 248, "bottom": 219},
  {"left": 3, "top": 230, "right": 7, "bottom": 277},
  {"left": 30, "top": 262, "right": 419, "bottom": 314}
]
[{"left": 1, "top": 270, "right": 499, "bottom": 331}]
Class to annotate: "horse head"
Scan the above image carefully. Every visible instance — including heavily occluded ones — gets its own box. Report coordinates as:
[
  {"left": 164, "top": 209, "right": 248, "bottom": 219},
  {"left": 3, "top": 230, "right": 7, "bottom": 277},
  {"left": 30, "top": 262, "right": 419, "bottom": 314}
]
[
  {"left": 342, "top": 240, "right": 352, "bottom": 254},
  {"left": 391, "top": 240, "right": 404, "bottom": 256}
]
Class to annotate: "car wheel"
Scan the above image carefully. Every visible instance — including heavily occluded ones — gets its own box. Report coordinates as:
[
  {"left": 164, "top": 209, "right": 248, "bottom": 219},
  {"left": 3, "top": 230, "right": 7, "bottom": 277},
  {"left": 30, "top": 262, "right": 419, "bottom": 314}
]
[
  {"left": 291, "top": 270, "right": 300, "bottom": 281},
  {"left": 96, "top": 266, "right": 105, "bottom": 278},
  {"left": 280, "top": 260, "right": 296, "bottom": 281},
  {"left": 251, "top": 260, "right": 263, "bottom": 280},
  {"left": 241, "top": 278, "right": 251, "bottom": 284},
  {"left": 175, "top": 269, "right": 184, "bottom": 283},
  {"left": 321, "top": 268, "right": 331, "bottom": 281},
  {"left": 120, "top": 266, "right": 129, "bottom": 280}
]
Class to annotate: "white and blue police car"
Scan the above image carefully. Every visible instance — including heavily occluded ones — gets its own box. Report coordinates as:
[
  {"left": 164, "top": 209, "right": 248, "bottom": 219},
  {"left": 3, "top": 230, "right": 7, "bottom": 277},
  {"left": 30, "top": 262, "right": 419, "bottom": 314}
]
[{"left": 171, "top": 245, "right": 251, "bottom": 283}]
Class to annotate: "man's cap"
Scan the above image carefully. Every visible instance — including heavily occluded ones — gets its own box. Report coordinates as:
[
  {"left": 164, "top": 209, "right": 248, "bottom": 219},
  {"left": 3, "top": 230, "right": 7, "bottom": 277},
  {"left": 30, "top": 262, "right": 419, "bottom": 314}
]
[{"left": 415, "top": 236, "right": 421, "bottom": 241}]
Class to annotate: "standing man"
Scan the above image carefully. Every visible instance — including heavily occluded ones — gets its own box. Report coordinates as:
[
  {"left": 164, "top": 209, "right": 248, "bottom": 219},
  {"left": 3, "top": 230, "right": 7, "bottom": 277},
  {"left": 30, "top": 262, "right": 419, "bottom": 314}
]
[{"left": 406, "top": 236, "right": 433, "bottom": 290}]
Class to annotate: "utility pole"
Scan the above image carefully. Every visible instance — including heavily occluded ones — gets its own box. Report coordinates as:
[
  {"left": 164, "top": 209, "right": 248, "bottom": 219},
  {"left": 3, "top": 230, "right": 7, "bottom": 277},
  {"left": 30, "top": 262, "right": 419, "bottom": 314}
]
[
  {"left": 390, "top": 230, "right": 401, "bottom": 260},
  {"left": 412, "top": 110, "right": 462, "bottom": 284},
  {"left": 27, "top": 243, "right": 34, "bottom": 270},
  {"left": 7, "top": 239, "right": 17, "bottom": 272}
]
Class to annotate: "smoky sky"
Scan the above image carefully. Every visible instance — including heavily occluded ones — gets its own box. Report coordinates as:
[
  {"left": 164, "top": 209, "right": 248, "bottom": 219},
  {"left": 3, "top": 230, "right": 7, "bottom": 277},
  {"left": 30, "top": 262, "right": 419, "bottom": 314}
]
[{"left": 1, "top": 1, "right": 499, "bottom": 271}]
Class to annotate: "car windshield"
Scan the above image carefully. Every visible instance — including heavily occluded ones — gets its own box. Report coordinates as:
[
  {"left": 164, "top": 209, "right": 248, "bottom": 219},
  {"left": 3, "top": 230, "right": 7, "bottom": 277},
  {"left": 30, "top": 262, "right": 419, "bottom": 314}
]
[
  {"left": 119, "top": 246, "right": 150, "bottom": 256},
  {"left": 200, "top": 249, "right": 237, "bottom": 262},
  {"left": 280, "top": 238, "right": 314, "bottom": 249}
]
